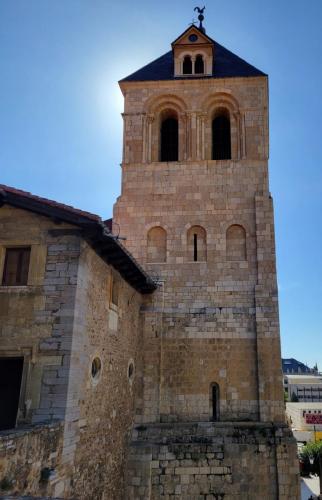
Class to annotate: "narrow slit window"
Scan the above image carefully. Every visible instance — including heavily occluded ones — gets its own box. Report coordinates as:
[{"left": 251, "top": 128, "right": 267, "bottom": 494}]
[
  {"left": 193, "top": 234, "right": 198, "bottom": 261},
  {"left": 110, "top": 274, "right": 119, "bottom": 307},
  {"left": 187, "top": 226, "right": 206, "bottom": 262},
  {"left": 2, "top": 247, "right": 31, "bottom": 286},
  {"left": 210, "top": 383, "right": 220, "bottom": 422}
]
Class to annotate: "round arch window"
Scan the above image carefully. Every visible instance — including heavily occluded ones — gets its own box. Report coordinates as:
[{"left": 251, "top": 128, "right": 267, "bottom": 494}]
[{"left": 91, "top": 357, "right": 102, "bottom": 381}]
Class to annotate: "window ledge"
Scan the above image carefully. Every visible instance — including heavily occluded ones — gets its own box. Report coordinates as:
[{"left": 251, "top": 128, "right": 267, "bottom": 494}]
[
  {"left": 186, "top": 261, "right": 207, "bottom": 264},
  {"left": 0, "top": 285, "right": 38, "bottom": 294},
  {"left": 146, "top": 262, "right": 167, "bottom": 265}
]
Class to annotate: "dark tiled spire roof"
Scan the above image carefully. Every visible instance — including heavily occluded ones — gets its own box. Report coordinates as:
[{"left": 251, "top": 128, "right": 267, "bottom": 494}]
[{"left": 120, "top": 41, "right": 266, "bottom": 83}]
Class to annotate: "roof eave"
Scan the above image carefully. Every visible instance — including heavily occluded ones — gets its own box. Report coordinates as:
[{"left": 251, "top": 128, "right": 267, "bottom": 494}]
[{"left": 0, "top": 189, "right": 157, "bottom": 295}]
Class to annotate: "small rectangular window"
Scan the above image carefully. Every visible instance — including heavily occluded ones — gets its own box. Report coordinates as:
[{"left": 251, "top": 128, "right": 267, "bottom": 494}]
[
  {"left": 110, "top": 273, "right": 119, "bottom": 308},
  {"left": 2, "top": 247, "right": 31, "bottom": 286}
]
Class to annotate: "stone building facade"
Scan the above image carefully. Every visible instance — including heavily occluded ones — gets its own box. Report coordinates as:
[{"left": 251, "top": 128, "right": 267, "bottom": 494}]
[
  {"left": 0, "top": 186, "right": 155, "bottom": 499},
  {"left": 0, "top": 21, "right": 300, "bottom": 500},
  {"left": 113, "top": 24, "right": 300, "bottom": 499}
]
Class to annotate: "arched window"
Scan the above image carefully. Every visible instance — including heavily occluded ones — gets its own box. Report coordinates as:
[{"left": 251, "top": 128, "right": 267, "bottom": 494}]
[
  {"left": 160, "top": 111, "right": 178, "bottom": 162},
  {"left": 210, "top": 383, "right": 220, "bottom": 421},
  {"left": 183, "top": 55, "right": 192, "bottom": 74},
  {"left": 195, "top": 54, "right": 204, "bottom": 74},
  {"left": 187, "top": 226, "right": 207, "bottom": 262},
  {"left": 212, "top": 109, "right": 231, "bottom": 160},
  {"left": 147, "top": 227, "right": 167, "bottom": 263},
  {"left": 226, "top": 224, "right": 246, "bottom": 261}
]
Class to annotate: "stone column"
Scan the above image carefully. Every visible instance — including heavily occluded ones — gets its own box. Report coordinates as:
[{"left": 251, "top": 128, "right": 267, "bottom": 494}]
[
  {"left": 179, "top": 112, "right": 189, "bottom": 161},
  {"left": 196, "top": 112, "right": 207, "bottom": 160},
  {"left": 146, "top": 114, "right": 155, "bottom": 163}
]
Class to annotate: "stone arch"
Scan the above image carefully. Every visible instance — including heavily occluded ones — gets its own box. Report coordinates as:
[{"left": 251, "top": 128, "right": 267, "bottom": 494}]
[
  {"left": 177, "top": 50, "right": 208, "bottom": 76},
  {"left": 147, "top": 226, "right": 167, "bottom": 263},
  {"left": 194, "top": 54, "right": 205, "bottom": 74},
  {"left": 212, "top": 107, "right": 231, "bottom": 160},
  {"left": 187, "top": 225, "right": 207, "bottom": 262},
  {"left": 226, "top": 224, "right": 247, "bottom": 261},
  {"left": 183, "top": 55, "right": 192, "bottom": 74},
  {"left": 143, "top": 93, "right": 187, "bottom": 115},
  {"left": 160, "top": 109, "right": 178, "bottom": 161},
  {"left": 143, "top": 94, "right": 188, "bottom": 162},
  {"left": 200, "top": 92, "right": 242, "bottom": 160}
]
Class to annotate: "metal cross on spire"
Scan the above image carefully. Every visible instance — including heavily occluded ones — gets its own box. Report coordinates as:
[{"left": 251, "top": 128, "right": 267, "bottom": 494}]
[{"left": 194, "top": 6, "right": 206, "bottom": 33}]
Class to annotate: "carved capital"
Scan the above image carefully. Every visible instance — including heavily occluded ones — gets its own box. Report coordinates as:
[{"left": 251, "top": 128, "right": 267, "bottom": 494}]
[{"left": 146, "top": 113, "right": 155, "bottom": 125}]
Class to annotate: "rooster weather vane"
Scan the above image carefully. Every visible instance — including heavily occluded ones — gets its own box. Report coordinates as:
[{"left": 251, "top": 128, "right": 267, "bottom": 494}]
[{"left": 194, "top": 6, "right": 206, "bottom": 32}]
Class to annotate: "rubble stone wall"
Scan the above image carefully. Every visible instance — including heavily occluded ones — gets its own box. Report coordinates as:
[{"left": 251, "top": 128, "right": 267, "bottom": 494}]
[
  {"left": 125, "top": 422, "right": 300, "bottom": 500},
  {"left": 0, "top": 422, "right": 63, "bottom": 498},
  {"left": 70, "top": 243, "right": 145, "bottom": 500}
]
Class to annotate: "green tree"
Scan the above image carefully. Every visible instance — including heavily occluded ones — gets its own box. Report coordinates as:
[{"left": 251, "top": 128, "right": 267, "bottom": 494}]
[{"left": 299, "top": 441, "right": 322, "bottom": 476}]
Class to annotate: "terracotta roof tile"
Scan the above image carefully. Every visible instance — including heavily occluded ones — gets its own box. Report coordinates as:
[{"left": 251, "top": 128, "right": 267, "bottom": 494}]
[{"left": 0, "top": 184, "right": 101, "bottom": 223}]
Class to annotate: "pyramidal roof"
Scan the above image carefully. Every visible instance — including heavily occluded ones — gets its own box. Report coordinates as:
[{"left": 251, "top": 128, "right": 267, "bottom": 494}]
[{"left": 121, "top": 27, "right": 266, "bottom": 83}]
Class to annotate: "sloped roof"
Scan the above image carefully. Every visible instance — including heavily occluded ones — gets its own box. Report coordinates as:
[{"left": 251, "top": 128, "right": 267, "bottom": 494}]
[
  {"left": 171, "top": 25, "right": 215, "bottom": 46},
  {"left": 0, "top": 184, "right": 156, "bottom": 294},
  {"left": 120, "top": 41, "right": 266, "bottom": 83}
]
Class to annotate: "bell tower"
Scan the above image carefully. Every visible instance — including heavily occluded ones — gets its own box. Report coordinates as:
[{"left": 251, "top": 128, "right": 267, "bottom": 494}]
[{"left": 114, "top": 14, "right": 300, "bottom": 499}]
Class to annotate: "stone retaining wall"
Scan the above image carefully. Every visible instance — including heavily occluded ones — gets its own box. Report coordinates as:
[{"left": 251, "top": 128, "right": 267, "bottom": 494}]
[
  {"left": 125, "top": 422, "right": 300, "bottom": 499},
  {"left": 0, "top": 422, "right": 63, "bottom": 498}
]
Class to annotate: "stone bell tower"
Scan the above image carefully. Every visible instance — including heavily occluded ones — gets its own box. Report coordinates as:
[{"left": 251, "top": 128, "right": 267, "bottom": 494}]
[{"left": 114, "top": 16, "right": 300, "bottom": 500}]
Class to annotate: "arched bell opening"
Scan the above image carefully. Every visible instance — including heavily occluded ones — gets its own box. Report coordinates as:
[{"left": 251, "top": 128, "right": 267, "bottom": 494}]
[
  {"left": 195, "top": 54, "right": 204, "bottom": 74},
  {"left": 212, "top": 108, "right": 231, "bottom": 160},
  {"left": 160, "top": 109, "right": 179, "bottom": 162},
  {"left": 183, "top": 55, "right": 193, "bottom": 74}
]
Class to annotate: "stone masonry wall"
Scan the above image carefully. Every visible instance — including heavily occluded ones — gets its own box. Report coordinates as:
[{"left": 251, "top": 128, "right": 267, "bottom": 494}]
[
  {"left": 0, "top": 206, "right": 146, "bottom": 499},
  {"left": 114, "top": 74, "right": 285, "bottom": 424},
  {"left": 125, "top": 422, "right": 300, "bottom": 500},
  {"left": 69, "top": 243, "right": 145, "bottom": 500},
  {"left": 0, "top": 207, "right": 80, "bottom": 428},
  {"left": 0, "top": 422, "right": 63, "bottom": 498}
]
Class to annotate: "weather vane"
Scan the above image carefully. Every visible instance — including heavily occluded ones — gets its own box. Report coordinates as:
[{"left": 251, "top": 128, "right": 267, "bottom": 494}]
[{"left": 194, "top": 6, "right": 206, "bottom": 33}]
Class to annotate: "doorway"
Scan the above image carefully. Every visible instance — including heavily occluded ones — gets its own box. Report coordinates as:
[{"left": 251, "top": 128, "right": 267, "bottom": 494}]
[
  {"left": 0, "top": 357, "right": 23, "bottom": 430},
  {"left": 210, "top": 382, "right": 220, "bottom": 421}
]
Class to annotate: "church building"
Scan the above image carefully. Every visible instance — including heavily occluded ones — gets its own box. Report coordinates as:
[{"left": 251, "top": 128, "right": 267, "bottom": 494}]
[{"left": 0, "top": 13, "right": 300, "bottom": 500}]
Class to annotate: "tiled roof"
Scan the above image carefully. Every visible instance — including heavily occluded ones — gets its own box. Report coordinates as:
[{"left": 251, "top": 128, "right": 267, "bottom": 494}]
[
  {"left": 120, "top": 41, "right": 266, "bottom": 83},
  {"left": 0, "top": 184, "right": 100, "bottom": 224},
  {"left": 282, "top": 358, "right": 313, "bottom": 374},
  {"left": 0, "top": 184, "right": 156, "bottom": 294}
]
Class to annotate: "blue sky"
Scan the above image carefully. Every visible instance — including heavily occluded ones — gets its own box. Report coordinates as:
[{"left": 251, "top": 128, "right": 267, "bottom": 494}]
[{"left": 0, "top": 0, "right": 321, "bottom": 368}]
